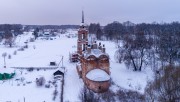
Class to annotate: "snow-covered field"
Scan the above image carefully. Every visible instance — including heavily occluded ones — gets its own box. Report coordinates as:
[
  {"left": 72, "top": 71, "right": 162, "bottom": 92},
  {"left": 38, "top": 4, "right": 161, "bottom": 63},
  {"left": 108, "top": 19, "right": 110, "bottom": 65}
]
[{"left": 0, "top": 30, "right": 153, "bottom": 102}]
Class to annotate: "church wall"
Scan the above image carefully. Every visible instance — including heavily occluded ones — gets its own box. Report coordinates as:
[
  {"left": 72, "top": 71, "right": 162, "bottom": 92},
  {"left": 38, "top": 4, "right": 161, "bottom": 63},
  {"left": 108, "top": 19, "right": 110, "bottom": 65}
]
[
  {"left": 76, "top": 12, "right": 110, "bottom": 93},
  {"left": 85, "top": 78, "right": 110, "bottom": 93}
]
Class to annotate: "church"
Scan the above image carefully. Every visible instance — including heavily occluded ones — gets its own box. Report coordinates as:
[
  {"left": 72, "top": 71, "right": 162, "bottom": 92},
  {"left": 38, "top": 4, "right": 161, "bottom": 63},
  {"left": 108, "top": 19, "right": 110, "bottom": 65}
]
[{"left": 76, "top": 11, "right": 110, "bottom": 93}]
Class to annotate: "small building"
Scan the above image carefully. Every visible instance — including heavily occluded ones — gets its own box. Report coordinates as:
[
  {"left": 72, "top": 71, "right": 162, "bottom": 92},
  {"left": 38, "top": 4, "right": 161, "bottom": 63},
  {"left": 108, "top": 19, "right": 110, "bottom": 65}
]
[
  {"left": 50, "top": 62, "right": 56, "bottom": 66},
  {"left": 53, "top": 70, "right": 64, "bottom": 79},
  {"left": 38, "top": 31, "right": 55, "bottom": 40}
]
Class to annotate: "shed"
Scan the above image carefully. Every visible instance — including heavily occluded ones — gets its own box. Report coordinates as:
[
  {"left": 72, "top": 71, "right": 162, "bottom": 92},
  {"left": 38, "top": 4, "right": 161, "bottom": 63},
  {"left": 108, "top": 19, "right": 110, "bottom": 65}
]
[
  {"left": 53, "top": 70, "right": 64, "bottom": 76},
  {"left": 50, "top": 62, "right": 56, "bottom": 66}
]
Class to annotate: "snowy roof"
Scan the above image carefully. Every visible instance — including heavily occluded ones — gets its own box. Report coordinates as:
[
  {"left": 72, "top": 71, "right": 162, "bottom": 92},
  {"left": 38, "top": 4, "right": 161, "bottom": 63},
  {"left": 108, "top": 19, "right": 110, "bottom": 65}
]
[
  {"left": 53, "top": 70, "right": 64, "bottom": 76},
  {"left": 86, "top": 69, "right": 110, "bottom": 82},
  {"left": 83, "top": 49, "right": 109, "bottom": 59},
  {"left": 80, "top": 23, "right": 85, "bottom": 26},
  {"left": 0, "top": 68, "right": 15, "bottom": 73}
]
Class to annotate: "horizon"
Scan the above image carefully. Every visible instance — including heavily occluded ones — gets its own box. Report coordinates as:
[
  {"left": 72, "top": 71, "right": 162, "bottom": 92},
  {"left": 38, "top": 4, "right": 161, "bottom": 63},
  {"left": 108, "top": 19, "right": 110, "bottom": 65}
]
[{"left": 1, "top": 20, "right": 180, "bottom": 26}]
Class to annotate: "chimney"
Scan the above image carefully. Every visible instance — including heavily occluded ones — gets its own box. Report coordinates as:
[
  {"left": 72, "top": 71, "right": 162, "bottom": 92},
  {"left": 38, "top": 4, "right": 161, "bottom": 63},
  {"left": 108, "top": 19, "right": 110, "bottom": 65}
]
[
  {"left": 102, "top": 44, "right": 106, "bottom": 53},
  {"left": 87, "top": 45, "right": 91, "bottom": 54}
]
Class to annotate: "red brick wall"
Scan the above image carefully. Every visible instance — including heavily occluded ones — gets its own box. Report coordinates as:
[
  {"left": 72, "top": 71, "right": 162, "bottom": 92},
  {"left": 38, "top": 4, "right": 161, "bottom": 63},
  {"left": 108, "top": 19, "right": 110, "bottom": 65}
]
[
  {"left": 85, "top": 78, "right": 110, "bottom": 93},
  {"left": 80, "top": 55, "right": 110, "bottom": 93}
]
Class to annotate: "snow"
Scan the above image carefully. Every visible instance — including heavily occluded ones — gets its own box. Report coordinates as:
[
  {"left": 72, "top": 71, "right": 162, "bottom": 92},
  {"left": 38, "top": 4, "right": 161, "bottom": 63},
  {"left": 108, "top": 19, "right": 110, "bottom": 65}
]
[
  {"left": 86, "top": 69, "right": 110, "bottom": 81},
  {"left": 0, "top": 29, "right": 154, "bottom": 101},
  {"left": 0, "top": 68, "right": 14, "bottom": 73},
  {"left": 0, "top": 31, "right": 80, "bottom": 102},
  {"left": 84, "top": 48, "right": 109, "bottom": 58},
  {"left": 102, "top": 41, "right": 154, "bottom": 93}
]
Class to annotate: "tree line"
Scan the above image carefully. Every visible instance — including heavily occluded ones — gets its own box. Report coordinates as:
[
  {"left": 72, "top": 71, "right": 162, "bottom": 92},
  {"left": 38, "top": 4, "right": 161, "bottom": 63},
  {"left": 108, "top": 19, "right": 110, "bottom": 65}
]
[
  {"left": 89, "top": 21, "right": 180, "bottom": 71},
  {"left": 0, "top": 24, "right": 23, "bottom": 47},
  {"left": 24, "top": 25, "right": 79, "bottom": 31},
  {"left": 0, "top": 24, "right": 23, "bottom": 37}
]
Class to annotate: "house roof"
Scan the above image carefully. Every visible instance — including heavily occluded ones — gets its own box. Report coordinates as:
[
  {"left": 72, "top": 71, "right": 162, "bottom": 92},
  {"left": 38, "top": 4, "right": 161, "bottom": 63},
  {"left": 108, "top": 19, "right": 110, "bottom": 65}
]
[{"left": 53, "top": 70, "right": 64, "bottom": 76}]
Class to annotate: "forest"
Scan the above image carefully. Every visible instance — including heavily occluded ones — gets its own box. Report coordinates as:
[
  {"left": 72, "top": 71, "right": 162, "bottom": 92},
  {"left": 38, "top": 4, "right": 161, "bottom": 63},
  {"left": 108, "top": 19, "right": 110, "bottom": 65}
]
[{"left": 88, "top": 21, "right": 180, "bottom": 102}]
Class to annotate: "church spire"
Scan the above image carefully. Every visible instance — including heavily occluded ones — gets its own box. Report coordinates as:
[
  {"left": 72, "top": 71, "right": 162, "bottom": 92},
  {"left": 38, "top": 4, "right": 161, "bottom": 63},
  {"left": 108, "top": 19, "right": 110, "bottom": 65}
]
[{"left": 82, "top": 10, "right": 84, "bottom": 23}]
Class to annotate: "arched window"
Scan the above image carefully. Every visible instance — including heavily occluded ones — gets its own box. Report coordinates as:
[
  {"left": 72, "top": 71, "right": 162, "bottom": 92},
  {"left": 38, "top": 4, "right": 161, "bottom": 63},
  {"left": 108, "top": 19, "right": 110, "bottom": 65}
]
[
  {"left": 98, "top": 86, "right": 101, "bottom": 90},
  {"left": 99, "top": 55, "right": 109, "bottom": 63},
  {"left": 87, "top": 55, "right": 97, "bottom": 69}
]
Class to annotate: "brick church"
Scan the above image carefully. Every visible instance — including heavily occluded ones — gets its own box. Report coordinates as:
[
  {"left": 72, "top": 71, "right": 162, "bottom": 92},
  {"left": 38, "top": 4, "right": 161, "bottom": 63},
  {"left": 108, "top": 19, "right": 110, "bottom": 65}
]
[{"left": 76, "top": 11, "right": 110, "bottom": 93}]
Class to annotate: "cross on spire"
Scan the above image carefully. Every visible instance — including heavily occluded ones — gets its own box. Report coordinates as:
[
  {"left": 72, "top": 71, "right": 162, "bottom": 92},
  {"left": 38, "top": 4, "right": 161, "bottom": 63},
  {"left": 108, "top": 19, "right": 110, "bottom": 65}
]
[{"left": 82, "top": 10, "right": 84, "bottom": 23}]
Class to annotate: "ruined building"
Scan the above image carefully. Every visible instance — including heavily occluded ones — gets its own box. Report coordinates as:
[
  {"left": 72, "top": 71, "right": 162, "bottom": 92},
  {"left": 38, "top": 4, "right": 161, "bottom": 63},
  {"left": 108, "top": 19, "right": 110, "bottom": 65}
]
[{"left": 76, "top": 11, "right": 110, "bottom": 93}]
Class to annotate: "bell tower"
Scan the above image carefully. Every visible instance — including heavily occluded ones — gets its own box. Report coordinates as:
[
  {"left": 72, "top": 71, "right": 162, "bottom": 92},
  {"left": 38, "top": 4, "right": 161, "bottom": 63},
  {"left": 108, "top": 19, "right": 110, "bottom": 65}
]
[{"left": 77, "top": 11, "right": 88, "bottom": 55}]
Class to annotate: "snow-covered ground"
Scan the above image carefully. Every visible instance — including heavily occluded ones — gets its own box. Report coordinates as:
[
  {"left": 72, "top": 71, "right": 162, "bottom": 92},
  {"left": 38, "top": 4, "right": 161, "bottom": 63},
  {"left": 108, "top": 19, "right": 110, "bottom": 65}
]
[{"left": 0, "top": 30, "right": 153, "bottom": 102}]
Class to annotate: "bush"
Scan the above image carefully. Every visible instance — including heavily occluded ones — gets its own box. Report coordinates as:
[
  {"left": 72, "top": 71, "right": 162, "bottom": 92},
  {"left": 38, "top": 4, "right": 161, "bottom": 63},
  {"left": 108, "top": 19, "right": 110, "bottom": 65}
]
[
  {"left": 36, "top": 77, "right": 46, "bottom": 87},
  {"left": 52, "top": 88, "right": 58, "bottom": 100},
  {"left": 100, "top": 90, "right": 116, "bottom": 102},
  {"left": 8, "top": 54, "right": 11, "bottom": 59},
  {"left": 116, "top": 89, "right": 145, "bottom": 102},
  {"left": 29, "top": 38, "right": 35, "bottom": 42},
  {"left": 13, "top": 51, "right": 17, "bottom": 55},
  {"left": 145, "top": 66, "right": 180, "bottom": 102},
  {"left": 79, "top": 86, "right": 99, "bottom": 102},
  {"left": 18, "top": 47, "right": 24, "bottom": 51},
  {"left": 45, "top": 84, "right": 50, "bottom": 88}
]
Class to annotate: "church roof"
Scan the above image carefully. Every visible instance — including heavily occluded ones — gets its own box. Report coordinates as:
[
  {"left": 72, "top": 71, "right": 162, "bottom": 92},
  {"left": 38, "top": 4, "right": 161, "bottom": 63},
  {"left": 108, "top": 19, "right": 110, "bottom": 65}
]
[
  {"left": 86, "top": 69, "right": 110, "bottom": 82},
  {"left": 83, "top": 49, "right": 109, "bottom": 59}
]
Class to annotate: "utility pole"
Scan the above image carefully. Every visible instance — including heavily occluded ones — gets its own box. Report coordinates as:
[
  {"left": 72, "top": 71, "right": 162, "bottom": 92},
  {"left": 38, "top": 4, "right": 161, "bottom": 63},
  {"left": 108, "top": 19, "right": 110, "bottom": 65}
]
[
  {"left": 23, "top": 97, "right": 25, "bottom": 102},
  {"left": 62, "top": 56, "right": 64, "bottom": 68},
  {"left": 60, "top": 56, "right": 65, "bottom": 102},
  {"left": 2, "top": 52, "right": 7, "bottom": 68}
]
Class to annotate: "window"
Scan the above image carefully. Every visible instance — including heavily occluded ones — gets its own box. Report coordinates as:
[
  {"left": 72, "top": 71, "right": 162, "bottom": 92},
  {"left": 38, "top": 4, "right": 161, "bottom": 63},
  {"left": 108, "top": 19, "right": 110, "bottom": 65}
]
[
  {"left": 82, "top": 33, "right": 86, "bottom": 40},
  {"left": 98, "top": 86, "right": 101, "bottom": 90}
]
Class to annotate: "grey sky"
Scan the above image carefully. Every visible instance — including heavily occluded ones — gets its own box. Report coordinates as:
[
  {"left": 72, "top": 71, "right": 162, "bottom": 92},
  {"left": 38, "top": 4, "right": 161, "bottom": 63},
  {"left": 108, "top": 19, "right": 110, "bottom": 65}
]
[{"left": 0, "top": 0, "right": 180, "bottom": 25}]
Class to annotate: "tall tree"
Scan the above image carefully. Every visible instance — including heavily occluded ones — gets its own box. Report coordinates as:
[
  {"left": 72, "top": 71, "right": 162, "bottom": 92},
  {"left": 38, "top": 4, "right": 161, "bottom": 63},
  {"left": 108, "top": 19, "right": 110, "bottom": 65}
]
[
  {"left": 33, "top": 28, "right": 39, "bottom": 40},
  {"left": 4, "top": 30, "right": 14, "bottom": 47},
  {"left": 115, "top": 30, "right": 153, "bottom": 71}
]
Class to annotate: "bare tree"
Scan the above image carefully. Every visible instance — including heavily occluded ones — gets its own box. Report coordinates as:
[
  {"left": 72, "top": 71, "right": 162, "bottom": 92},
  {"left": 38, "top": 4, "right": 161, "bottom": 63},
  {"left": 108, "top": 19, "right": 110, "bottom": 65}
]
[
  {"left": 145, "top": 66, "right": 180, "bottom": 102},
  {"left": 116, "top": 89, "right": 145, "bottom": 102},
  {"left": 115, "top": 32, "right": 152, "bottom": 71},
  {"left": 79, "top": 86, "right": 99, "bottom": 102},
  {"left": 4, "top": 37, "right": 15, "bottom": 47}
]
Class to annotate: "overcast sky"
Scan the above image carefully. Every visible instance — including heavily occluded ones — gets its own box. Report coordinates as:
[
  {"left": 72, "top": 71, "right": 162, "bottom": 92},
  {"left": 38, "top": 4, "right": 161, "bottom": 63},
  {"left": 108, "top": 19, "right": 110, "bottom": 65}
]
[{"left": 0, "top": 0, "right": 180, "bottom": 25}]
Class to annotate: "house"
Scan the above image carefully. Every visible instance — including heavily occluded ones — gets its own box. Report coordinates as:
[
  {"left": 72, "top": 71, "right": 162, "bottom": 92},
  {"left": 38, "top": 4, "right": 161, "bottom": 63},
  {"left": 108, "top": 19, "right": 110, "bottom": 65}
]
[
  {"left": 38, "top": 31, "right": 56, "bottom": 40},
  {"left": 53, "top": 70, "right": 64, "bottom": 79}
]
